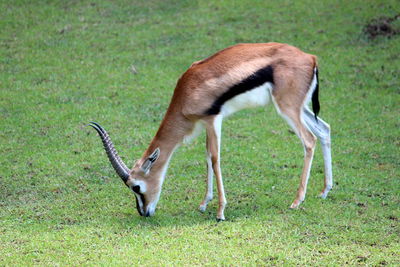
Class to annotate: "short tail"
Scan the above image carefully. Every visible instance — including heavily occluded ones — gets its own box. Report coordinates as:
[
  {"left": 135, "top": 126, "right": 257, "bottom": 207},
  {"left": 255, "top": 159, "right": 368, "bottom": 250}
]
[{"left": 311, "top": 67, "right": 320, "bottom": 122}]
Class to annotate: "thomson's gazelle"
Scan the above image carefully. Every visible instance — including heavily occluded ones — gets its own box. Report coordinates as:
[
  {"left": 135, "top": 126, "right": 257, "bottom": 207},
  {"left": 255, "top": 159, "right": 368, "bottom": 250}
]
[{"left": 90, "top": 42, "right": 332, "bottom": 221}]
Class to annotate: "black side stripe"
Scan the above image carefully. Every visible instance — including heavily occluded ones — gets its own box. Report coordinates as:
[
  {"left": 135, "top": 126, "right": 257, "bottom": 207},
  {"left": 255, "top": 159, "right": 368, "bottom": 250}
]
[{"left": 205, "top": 65, "right": 274, "bottom": 115}]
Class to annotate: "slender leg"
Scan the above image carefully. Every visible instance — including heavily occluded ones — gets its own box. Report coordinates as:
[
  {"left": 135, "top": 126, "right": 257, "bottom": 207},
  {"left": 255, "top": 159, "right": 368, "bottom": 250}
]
[
  {"left": 303, "top": 108, "right": 333, "bottom": 198},
  {"left": 275, "top": 107, "right": 317, "bottom": 208},
  {"left": 199, "top": 144, "right": 214, "bottom": 212},
  {"left": 204, "top": 115, "right": 226, "bottom": 221}
]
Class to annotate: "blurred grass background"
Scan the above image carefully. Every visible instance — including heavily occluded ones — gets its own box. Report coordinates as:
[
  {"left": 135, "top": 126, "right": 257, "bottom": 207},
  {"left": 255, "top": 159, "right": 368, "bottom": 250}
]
[{"left": 0, "top": 0, "right": 399, "bottom": 265}]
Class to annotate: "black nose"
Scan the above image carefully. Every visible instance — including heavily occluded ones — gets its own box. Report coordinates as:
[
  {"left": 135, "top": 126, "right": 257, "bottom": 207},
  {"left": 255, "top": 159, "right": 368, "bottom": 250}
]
[
  {"left": 132, "top": 185, "right": 141, "bottom": 193},
  {"left": 145, "top": 210, "right": 151, "bottom": 217}
]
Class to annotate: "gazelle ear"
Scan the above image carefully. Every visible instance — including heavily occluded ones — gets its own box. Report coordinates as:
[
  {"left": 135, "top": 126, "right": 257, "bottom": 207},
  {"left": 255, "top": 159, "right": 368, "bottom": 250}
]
[{"left": 141, "top": 148, "right": 160, "bottom": 174}]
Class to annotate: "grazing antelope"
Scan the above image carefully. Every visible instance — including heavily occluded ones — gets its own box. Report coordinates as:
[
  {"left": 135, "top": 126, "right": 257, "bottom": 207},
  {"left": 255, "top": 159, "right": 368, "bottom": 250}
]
[{"left": 89, "top": 43, "right": 332, "bottom": 221}]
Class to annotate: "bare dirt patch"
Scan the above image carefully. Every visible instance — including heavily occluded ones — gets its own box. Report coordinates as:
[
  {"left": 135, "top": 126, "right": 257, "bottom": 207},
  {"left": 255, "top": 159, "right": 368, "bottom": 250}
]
[{"left": 363, "top": 14, "right": 399, "bottom": 39}]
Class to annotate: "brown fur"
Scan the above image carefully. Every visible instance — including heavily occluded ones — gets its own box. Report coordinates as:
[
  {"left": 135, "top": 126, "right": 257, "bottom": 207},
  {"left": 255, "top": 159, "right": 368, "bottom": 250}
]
[{"left": 128, "top": 43, "right": 322, "bottom": 218}]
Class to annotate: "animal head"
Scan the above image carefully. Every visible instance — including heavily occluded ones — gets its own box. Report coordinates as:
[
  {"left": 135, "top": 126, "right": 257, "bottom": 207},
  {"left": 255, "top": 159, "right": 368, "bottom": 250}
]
[{"left": 89, "top": 122, "right": 162, "bottom": 217}]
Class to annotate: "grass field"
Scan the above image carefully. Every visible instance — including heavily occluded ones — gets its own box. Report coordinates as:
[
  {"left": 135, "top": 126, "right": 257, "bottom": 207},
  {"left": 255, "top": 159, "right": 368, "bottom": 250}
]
[{"left": 1, "top": 0, "right": 399, "bottom": 265}]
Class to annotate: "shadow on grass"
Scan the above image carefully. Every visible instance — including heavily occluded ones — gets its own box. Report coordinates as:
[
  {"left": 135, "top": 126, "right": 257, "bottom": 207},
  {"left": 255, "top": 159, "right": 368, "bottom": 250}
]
[{"left": 109, "top": 192, "right": 320, "bottom": 231}]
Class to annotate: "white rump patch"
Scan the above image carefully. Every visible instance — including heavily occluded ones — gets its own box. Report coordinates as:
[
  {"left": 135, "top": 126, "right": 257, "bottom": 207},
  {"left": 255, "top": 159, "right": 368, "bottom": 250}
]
[
  {"left": 221, "top": 82, "right": 272, "bottom": 117},
  {"left": 304, "top": 67, "right": 318, "bottom": 107}
]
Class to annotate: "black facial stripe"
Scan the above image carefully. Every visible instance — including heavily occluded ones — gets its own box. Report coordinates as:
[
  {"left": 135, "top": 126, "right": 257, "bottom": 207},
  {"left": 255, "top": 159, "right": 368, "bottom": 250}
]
[
  {"left": 136, "top": 191, "right": 146, "bottom": 205},
  {"left": 134, "top": 191, "right": 146, "bottom": 216},
  {"left": 205, "top": 65, "right": 274, "bottom": 115},
  {"left": 138, "top": 193, "right": 146, "bottom": 206},
  {"left": 134, "top": 195, "right": 143, "bottom": 216}
]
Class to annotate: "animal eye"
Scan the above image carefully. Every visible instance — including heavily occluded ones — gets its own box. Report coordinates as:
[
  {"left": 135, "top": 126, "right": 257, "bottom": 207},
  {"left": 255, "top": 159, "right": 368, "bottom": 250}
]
[{"left": 132, "top": 185, "right": 141, "bottom": 193}]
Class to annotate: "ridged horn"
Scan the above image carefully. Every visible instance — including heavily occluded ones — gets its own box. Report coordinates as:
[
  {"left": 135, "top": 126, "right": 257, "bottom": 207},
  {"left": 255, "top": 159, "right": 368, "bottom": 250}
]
[{"left": 88, "top": 122, "right": 129, "bottom": 184}]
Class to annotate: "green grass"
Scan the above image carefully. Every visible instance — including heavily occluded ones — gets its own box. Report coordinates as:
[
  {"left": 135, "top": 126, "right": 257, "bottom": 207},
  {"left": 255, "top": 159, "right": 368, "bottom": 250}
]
[{"left": 1, "top": 0, "right": 399, "bottom": 265}]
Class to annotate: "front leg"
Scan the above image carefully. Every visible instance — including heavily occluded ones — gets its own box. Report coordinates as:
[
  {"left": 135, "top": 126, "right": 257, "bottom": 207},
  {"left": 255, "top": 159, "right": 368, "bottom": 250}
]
[
  {"left": 199, "top": 151, "right": 213, "bottom": 212},
  {"left": 213, "top": 158, "right": 226, "bottom": 221},
  {"left": 205, "top": 115, "right": 226, "bottom": 221}
]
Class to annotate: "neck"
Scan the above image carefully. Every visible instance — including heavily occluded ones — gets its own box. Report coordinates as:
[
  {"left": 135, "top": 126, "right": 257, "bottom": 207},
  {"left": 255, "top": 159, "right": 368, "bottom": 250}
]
[{"left": 141, "top": 110, "right": 193, "bottom": 179}]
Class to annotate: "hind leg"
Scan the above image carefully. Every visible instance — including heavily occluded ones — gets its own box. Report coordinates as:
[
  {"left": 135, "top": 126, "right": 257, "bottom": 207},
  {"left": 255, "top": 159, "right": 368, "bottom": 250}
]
[
  {"left": 273, "top": 106, "right": 317, "bottom": 208},
  {"left": 303, "top": 108, "right": 333, "bottom": 198}
]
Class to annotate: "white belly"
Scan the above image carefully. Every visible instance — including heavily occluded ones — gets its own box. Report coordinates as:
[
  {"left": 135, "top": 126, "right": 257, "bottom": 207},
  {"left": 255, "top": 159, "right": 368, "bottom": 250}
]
[
  {"left": 221, "top": 82, "right": 272, "bottom": 117},
  {"left": 183, "top": 82, "right": 272, "bottom": 144}
]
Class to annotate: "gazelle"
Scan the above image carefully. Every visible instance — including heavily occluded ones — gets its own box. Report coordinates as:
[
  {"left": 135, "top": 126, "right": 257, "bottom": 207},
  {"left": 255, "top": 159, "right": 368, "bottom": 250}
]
[{"left": 89, "top": 42, "right": 332, "bottom": 221}]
